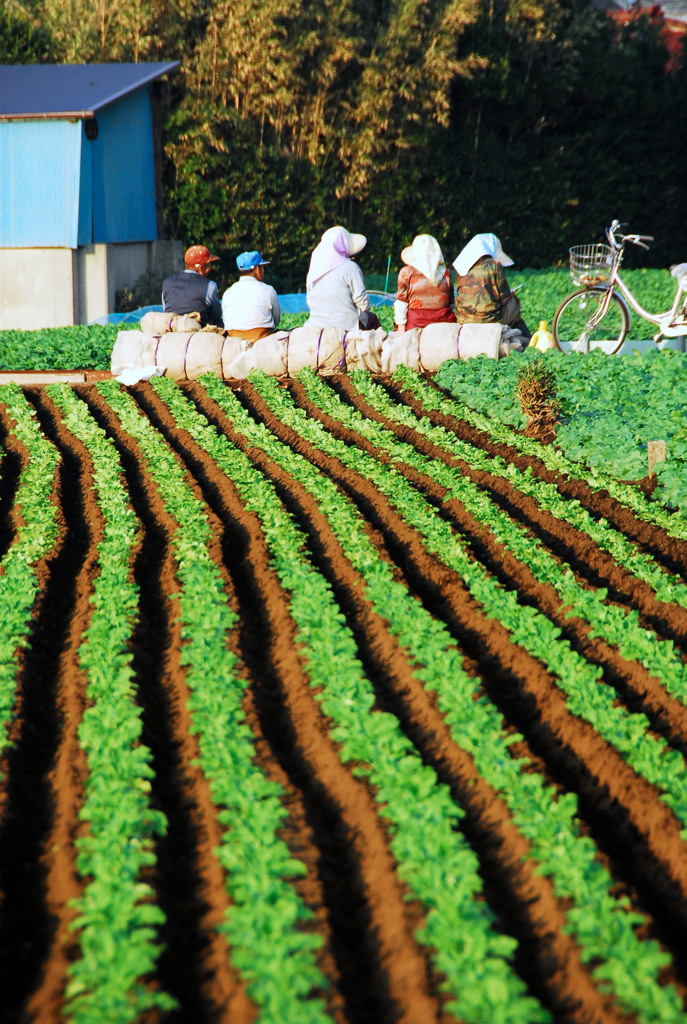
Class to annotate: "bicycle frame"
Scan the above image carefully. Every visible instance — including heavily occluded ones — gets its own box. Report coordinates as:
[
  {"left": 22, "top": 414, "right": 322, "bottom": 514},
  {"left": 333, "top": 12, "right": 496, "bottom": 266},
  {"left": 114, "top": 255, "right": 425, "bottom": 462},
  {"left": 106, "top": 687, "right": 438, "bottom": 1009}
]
[
  {"left": 612, "top": 270, "right": 687, "bottom": 337},
  {"left": 580, "top": 240, "right": 687, "bottom": 342}
]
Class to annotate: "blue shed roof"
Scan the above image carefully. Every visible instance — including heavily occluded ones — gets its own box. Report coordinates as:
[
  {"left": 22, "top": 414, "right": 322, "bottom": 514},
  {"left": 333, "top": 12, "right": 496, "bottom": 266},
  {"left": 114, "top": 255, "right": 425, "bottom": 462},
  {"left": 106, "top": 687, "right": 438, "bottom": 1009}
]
[{"left": 0, "top": 62, "right": 180, "bottom": 119}]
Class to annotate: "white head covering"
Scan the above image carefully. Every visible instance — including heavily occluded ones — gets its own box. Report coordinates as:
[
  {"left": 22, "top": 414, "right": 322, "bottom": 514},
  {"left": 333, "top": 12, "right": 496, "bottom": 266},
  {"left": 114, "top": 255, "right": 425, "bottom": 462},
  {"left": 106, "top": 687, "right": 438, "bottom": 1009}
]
[
  {"left": 400, "top": 234, "right": 446, "bottom": 287},
  {"left": 306, "top": 225, "right": 367, "bottom": 288},
  {"left": 452, "top": 233, "right": 513, "bottom": 277}
]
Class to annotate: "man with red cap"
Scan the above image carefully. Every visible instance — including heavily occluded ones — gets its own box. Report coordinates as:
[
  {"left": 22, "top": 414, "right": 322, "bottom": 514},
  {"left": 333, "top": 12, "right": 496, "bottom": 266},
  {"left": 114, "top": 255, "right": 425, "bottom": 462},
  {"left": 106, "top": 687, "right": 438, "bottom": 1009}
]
[{"left": 161, "top": 244, "right": 223, "bottom": 327}]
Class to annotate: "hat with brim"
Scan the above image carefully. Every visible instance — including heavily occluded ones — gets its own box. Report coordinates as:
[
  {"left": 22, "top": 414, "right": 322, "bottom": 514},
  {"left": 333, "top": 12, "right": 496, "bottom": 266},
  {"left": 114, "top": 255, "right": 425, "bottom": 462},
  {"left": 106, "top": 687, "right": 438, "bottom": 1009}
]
[
  {"left": 400, "top": 234, "right": 446, "bottom": 286},
  {"left": 453, "top": 233, "right": 513, "bottom": 277},
  {"left": 341, "top": 228, "right": 366, "bottom": 257},
  {"left": 184, "top": 244, "right": 219, "bottom": 266},
  {"left": 237, "top": 250, "right": 270, "bottom": 271}
]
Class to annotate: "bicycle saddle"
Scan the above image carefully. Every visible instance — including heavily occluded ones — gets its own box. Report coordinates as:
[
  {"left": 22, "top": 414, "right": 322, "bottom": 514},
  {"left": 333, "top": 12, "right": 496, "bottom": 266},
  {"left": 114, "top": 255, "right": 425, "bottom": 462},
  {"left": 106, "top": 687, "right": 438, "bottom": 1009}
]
[{"left": 670, "top": 262, "right": 687, "bottom": 287}]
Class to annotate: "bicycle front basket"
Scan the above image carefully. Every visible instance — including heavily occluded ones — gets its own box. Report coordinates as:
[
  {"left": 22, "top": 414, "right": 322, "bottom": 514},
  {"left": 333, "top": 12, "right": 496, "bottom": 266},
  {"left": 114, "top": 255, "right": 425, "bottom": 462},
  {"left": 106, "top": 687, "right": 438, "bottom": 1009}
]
[{"left": 569, "top": 244, "right": 618, "bottom": 287}]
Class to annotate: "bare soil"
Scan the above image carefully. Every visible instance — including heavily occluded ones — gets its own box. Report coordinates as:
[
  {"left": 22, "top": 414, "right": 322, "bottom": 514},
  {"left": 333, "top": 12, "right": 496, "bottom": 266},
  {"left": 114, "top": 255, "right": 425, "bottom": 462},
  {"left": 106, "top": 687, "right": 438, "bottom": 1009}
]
[{"left": 2, "top": 372, "right": 687, "bottom": 1023}]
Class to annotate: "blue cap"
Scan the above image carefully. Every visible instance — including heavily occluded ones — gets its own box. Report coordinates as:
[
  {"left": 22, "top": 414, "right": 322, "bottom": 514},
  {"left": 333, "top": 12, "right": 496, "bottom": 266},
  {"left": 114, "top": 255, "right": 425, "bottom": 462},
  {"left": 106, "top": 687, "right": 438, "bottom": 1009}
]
[{"left": 236, "top": 250, "right": 269, "bottom": 271}]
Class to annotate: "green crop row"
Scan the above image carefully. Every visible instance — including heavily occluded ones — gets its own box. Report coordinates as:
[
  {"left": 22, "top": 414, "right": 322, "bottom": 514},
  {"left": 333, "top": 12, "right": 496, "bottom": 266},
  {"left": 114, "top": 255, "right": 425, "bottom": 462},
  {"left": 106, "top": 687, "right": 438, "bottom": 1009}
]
[
  {"left": 96, "top": 379, "right": 332, "bottom": 1023},
  {"left": 347, "top": 371, "right": 687, "bottom": 707},
  {"left": 402, "top": 362, "right": 687, "bottom": 540},
  {"left": 47, "top": 385, "right": 173, "bottom": 1024},
  {"left": 200, "top": 371, "right": 684, "bottom": 1023},
  {"left": 289, "top": 370, "right": 687, "bottom": 830},
  {"left": 0, "top": 386, "right": 60, "bottom": 761},
  {"left": 150, "top": 374, "right": 549, "bottom": 1024},
  {"left": 398, "top": 366, "right": 687, "bottom": 591},
  {"left": 435, "top": 348, "right": 687, "bottom": 518}
]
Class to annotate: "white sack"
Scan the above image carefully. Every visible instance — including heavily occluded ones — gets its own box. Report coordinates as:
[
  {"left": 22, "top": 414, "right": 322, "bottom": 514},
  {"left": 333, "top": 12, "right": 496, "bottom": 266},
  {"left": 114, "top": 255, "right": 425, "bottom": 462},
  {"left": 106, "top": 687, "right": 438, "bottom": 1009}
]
[
  {"left": 110, "top": 329, "right": 246, "bottom": 381},
  {"left": 458, "top": 323, "right": 503, "bottom": 360},
  {"left": 139, "top": 311, "right": 205, "bottom": 334},
  {"left": 342, "top": 328, "right": 386, "bottom": 372},
  {"left": 382, "top": 322, "right": 503, "bottom": 373},
  {"left": 111, "top": 331, "right": 160, "bottom": 377},
  {"left": 223, "top": 325, "right": 385, "bottom": 379}
]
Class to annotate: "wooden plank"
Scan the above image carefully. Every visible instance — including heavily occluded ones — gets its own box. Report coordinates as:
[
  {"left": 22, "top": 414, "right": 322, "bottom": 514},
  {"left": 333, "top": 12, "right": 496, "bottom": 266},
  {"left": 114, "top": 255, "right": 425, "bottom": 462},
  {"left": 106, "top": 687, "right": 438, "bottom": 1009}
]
[{"left": 0, "top": 370, "right": 112, "bottom": 385}]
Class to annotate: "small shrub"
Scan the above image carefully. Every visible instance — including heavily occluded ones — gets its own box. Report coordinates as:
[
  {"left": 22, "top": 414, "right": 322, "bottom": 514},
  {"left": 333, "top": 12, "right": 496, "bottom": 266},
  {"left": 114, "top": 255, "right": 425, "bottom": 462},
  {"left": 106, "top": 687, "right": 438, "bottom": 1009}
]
[{"left": 515, "top": 358, "right": 561, "bottom": 437}]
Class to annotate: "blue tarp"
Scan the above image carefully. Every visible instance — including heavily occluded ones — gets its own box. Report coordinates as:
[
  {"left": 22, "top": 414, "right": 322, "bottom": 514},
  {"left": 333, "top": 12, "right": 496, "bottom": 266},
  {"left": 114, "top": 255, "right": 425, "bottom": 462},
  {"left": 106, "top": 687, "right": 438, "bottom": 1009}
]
[
  {"left": 88, "top": 304, "right": 163, "bottom": 326},
  {"left": 90, "top": 290, "right": 394, "bottom": 326}
]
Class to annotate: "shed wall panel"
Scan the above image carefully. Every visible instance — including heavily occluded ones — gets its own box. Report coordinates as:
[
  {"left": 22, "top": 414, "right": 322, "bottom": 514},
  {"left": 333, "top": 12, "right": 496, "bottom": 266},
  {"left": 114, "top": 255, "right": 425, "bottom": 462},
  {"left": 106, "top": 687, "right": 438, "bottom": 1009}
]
[
  {"left": 78, "top": 123, "right": 93, "bottom": 245},
  {"left": 0, "top": 120, "right": 81, "bottom": 247},
  {"left": 91, "top": 89, "right": 158, "bottom": 244}
]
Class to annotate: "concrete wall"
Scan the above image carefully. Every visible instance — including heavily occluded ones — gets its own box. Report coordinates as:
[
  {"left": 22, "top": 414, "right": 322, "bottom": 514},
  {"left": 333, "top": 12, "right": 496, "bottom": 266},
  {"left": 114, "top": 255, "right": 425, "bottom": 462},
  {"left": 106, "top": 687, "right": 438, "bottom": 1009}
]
[{"left": 0, "top": 240, "right": 182, "bottom": 330}]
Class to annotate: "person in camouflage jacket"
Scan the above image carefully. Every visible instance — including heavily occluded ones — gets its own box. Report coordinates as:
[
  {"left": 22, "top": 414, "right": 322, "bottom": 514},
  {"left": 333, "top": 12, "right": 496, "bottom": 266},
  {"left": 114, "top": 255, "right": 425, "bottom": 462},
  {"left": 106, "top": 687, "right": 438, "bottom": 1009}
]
[{"left": 452, "top": 233, "right": 530, "bottom": 339}]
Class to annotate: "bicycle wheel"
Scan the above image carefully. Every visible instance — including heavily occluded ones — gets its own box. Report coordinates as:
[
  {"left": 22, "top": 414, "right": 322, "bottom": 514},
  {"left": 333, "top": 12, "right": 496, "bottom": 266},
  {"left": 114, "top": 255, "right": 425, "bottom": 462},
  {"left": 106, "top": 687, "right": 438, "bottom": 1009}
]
[{"left": 552, "top": 288, "right": 630, "bottom": 354}]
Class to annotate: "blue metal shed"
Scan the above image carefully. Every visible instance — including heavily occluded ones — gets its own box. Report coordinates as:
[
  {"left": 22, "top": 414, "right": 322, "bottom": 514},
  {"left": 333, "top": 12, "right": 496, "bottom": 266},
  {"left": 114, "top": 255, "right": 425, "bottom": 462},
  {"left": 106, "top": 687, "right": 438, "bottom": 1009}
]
[{"left": 0, "top": 62, "right": 180, "bottom": 249}]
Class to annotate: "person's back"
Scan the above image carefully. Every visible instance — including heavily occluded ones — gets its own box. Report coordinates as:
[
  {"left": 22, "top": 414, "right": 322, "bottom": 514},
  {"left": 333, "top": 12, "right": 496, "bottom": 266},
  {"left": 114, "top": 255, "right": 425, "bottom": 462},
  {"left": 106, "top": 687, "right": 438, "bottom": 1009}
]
[
  {"left": 453, "top": 233, "right": 530, "bottom": 338},
  {"left": 305, "top": 226, "right": 371, "bottom": 332},
  {"left": 222, "top": 250, "right": 280, "bottom": 342},
  {"left": 162, "top": 244, "right": 223, "bottom": 327},
  {"left": 394, "top": 235, "right": 455, "bottom": 332},
  {"left": 306, "top": 261, "right": 369, "bottom": 331}
]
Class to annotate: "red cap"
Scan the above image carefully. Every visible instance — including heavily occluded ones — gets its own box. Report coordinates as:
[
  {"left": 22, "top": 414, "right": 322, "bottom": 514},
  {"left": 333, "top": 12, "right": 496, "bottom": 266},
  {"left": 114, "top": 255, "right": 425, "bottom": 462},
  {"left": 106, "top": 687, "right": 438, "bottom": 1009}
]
[{"left": 184, "top": 244, "right": 219, "bottom": 268}]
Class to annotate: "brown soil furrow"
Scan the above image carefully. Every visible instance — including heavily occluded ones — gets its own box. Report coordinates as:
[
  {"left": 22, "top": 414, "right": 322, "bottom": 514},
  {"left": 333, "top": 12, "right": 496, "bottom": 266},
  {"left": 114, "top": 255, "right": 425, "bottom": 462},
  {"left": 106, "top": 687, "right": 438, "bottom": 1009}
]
[
  {"left": 79, "top": 386, "right": 254, "bottom": 1024},
  {"left": 134, "top": 381, "right": 444, "bottom": 1024},
  {"left": 0, "top": 388, "right": 91, "bottom": 1024},
  {"left": 122, "top": 382, "right": 348, "bottom": 1024},
  {"left": 0, "top": 404, "right": 24, "bottom": 562},
  {"left": 261, "top": 379, "right": 687, "bottom": 940},
  {"left": 342, "top": 376, "right": 687, "bottom": 648},
  {"left": 332, "top": 376, "right": 687, "bottom": 751},
  {"left": 411, "top": 376, "right": 687, "bottom": 581},
  {"left": 196, "top": 381, "right": 645, "bottom": 1024}
]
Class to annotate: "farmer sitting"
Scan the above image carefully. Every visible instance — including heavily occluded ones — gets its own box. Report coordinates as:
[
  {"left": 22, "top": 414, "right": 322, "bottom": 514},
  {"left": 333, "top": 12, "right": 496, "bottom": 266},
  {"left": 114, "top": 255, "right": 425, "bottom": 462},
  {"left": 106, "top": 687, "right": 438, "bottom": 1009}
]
[
  {"left": 453, "top": 233, "right": 530, "bottom": 339},
  {"left": 305, "top": 226, "right": 377, "bottom": 331},
  {"left": 221, "top": 250, "right": 281, "bottom": 343},
  {"left": 162, "top": 244, "right": 223, "bottom": 328},
  {"left": 394, "top": 234, "right": 456, "bottom": 332}
]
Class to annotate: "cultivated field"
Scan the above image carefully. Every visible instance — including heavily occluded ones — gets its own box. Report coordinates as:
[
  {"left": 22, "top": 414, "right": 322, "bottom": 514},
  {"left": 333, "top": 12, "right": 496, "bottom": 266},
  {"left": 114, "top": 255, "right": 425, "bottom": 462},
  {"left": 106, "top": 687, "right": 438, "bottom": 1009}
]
[{"left": 2, "top": 369, "right": 687, "bottom": 1024}]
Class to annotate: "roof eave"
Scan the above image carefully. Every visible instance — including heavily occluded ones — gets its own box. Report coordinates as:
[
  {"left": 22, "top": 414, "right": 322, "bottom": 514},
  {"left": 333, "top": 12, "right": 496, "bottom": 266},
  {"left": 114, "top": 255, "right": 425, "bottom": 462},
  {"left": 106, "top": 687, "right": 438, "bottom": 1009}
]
[
  {"left": 0, "top": 60, "right": 181, "bottom": 122},
  {"left": 0, "top": 111, "right": 96, "bottom": 122},
  {"left": 87, "top": 60, "right": 181, "bottom": 113}
]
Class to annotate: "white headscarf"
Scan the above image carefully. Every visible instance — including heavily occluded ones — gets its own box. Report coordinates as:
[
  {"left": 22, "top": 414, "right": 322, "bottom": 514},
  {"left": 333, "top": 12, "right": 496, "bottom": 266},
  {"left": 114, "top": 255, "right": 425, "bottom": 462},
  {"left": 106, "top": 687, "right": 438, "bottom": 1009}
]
[
  {"left": 306, "top": 225, "right": 367, "bottom": 288},
  {"left": 453, "top": 233, "right": 513, "bottom": 278},
  {"left": 400, "top": 234, "right": 446, "bottom": 287}
]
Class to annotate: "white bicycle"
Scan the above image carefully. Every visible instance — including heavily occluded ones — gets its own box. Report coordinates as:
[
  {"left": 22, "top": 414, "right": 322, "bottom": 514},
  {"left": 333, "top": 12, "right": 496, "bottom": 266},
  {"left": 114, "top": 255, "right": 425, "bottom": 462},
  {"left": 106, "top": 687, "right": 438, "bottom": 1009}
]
[{"left": 552, "top": 219, "right": 687, "bottom": 354}]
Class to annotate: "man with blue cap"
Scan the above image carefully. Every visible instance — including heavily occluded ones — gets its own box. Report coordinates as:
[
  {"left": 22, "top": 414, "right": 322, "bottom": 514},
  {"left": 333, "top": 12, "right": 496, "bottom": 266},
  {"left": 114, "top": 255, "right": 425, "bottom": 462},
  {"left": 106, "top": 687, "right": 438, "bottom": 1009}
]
[{"left": 221, "top": 250, "right": 281, "bottom": 343}]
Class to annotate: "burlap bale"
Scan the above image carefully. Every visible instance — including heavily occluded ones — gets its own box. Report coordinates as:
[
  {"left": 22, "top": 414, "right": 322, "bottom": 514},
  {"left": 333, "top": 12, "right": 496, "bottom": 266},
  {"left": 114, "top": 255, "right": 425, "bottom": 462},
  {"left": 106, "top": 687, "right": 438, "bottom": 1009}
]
[
  {"left": 499, "top": 325, "right": 526, "bottom": 356},
  {"left": 457, "top": 323, "right": 503, "bottom": 360},
  {"left": 225, "top": 325, "right": 355, "bottom": 379},
  {"left": 342, "top": 328, "right": 386, "bottom": 372},
  {"left": 111, "top": 331, "right": 160, "bottom": 377},
  {"left": 139, "top": 311, "right": 204, "bottom": 334},
  {"left": 382, "top": 323, "right": 502, "bottom": 372},
  {"left": 111, "top": 330, "right": 246, "bottom": 381},
  {"left": 223, "top": 330, "right": 291, "bottom": 379},
  {"left": 223, "top": 326, "right": 387, "bottom": 379}
]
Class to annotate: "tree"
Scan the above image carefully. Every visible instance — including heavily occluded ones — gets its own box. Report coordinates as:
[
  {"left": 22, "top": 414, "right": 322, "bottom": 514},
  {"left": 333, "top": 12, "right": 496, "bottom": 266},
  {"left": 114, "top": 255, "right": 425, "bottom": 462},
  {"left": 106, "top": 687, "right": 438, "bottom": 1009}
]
[{"left": 0, "top": 0, "right": 53, "bottom": 63}]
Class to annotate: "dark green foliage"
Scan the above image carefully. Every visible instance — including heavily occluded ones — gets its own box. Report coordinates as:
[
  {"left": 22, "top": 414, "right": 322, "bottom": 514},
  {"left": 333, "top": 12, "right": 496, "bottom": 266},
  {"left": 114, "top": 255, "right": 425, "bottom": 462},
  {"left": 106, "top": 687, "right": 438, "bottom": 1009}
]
[
  {"left": 0, "top": 0, "right": 53, "bottom": 63},
  {"left": 7, "top": 0, "right": 687, "bottom": 290},
  {"left": 436, "top": 346, "right": 687, "bottom": 513}
]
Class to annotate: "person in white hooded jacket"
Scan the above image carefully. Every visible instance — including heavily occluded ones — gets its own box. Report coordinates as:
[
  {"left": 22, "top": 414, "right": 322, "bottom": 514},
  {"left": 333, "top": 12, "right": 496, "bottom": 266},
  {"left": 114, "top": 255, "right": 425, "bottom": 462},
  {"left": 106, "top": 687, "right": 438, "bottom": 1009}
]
[{"left": 305, "top": 226, "right": 374, "bottom": 331}]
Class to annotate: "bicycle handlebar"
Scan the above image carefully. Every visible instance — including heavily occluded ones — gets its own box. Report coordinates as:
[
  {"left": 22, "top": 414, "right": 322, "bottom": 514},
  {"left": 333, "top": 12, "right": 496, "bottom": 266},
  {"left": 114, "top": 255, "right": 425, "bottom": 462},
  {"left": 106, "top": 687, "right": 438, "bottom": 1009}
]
[{"left": 607, "top": 220, "right": 654, "bottom": 250}]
